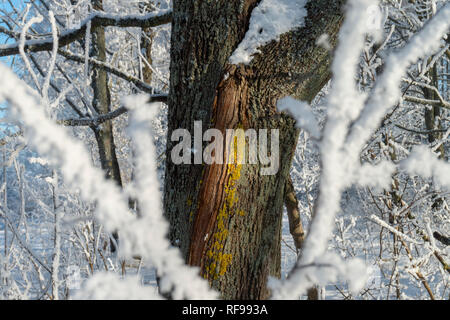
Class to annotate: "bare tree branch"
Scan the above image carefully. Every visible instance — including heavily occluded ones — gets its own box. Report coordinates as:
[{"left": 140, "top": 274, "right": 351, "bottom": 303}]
[
  {"left": 433, "top": 231, "right": 450, "bottom": 246},
  {"left": 403, "top": 95, "right": 450, "bottom": 110},
  {"left": 0, "top": 10, "right": 172, "bottom": 57},
  {"left": 56, "top": 94, "right": 168, "bottom": 126},
  {"left": 0, "top": 130, "right": 23, "bottom": 146},
  {"left": 395, "top": 124, "right": 449, "bottom": 135},
  {"left": 57, "top": 49, "right": 158, "bottom": 95},
  {"left": 403, "top": 78, "right": 450, "bottom": 109},
  {"left": 284, "top": 177, "right": 305, "bottom": 251}
]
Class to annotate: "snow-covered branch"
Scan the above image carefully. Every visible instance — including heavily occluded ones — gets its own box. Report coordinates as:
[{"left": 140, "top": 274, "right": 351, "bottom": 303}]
[
  {"left": 56, "top": 49, "right": 160, "bottom": 95},
  {"left": 403, "top": 95, "right": 450, "bottom": 110},
  {"left": 0, "top": 10, "right": 172, "bottom": 57},
  {"left": 271, "top": 0, "right": 450, "bottom": 300},
  {"left": 0, "top": 63, "right": 216, "bottom": 300}
]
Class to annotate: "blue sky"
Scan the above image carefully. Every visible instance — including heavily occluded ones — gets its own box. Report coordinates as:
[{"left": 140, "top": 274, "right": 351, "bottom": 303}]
[
  {"left": 0, "top": 0, "right": 26, "bottom": 136},
  {"left": 1, "top": 0, "right": 23, "bottom": 58}
]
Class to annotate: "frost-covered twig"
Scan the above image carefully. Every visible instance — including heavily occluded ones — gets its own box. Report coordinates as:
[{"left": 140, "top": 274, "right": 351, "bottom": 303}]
[
  {"left": 272, "top": 0, "right": 380, "bottom": 299},
  {"left": 346, "top": 4, "right": 450, "bottom": 153},
  {"left": 403, "top": 95, "right": 450, "bottom": 109},
  {"left": 57, "top": 49, "right": 160, "bottom": 95},
  {"left": 121, "top": 95, "right": 218, "bottom": 299},
  {"left": 402, "top": 78, "right": 450, "bottom": 109},
  {"left": 369, "top": 214, "right": 420, "bottom": 244},
  {"left": 19, "top": 15, "right": 43, "bottom": 91},
  {"left": 401, "top": 146, "right": 450, "bottom": 189},
  {"left": 42, "top": 11, "right": 58, "bottom": 104},
  {"left": 51, "top": 171, "right": 61, "bottom": 300},
  {"left": 271, "top": 0, "right": 450, "bottom": 300},
  {"left": 0, "top": 207, "right": 52, "bottom": 274},
  {"left": 0, "top": 64, "right": 216, "bottom": 300}
]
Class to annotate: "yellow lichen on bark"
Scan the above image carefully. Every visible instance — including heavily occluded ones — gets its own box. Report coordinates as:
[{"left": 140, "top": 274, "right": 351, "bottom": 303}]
[{"left": 205, "top": 133, "right": 247, "bottom": 279}]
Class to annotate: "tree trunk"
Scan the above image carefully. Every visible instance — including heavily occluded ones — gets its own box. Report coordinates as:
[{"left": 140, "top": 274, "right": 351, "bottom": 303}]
[
  {"left": 139, "top": 1, "right": 155, "bottom": 85},
  {"left": 413, "top": 2, "right": 445, "bottom": 160},
  {"left": 91, "top": 0, "right": 123, "bottom": 251},
  {"left": 164, "top": 0, "right": 345, "bottom": 299},
  {"left": 423, "top": 64, "right": 445, "bottom": 158}
]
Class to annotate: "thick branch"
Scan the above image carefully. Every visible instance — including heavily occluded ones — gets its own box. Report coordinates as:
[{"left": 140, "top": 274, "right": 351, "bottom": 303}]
[
  {"left": 395, "top": 124, "right": 448, "bottom": 135},
  {"left": 403, "top": 95, "right": 450, "bottom": 110},
  {"left": 0, "top": 10, "right": 172, "bottom": 57},
  {"left": 433, "top": 231, "right": 450, "bottom": 246},
  {"left": 403, "top": 78, "right": 450, "bottom": 109},
  {"left": 57, "top": 94, "right": 168, "bottom": 126},
  {"left": 284, "top": 177, "right": 305, "bottom": 251}
]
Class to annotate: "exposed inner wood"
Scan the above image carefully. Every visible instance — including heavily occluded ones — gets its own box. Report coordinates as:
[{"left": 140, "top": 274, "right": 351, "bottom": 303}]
[{"left": 188, "top": 66, "right": 250, "bottom": 271}]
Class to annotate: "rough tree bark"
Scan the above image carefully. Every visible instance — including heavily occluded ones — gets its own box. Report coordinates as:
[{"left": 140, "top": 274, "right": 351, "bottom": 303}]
[
  {"left": 412, "top": 1, "right": 445, "bottom": 159},
  {"left": 164, "top": 0, "right": 345, "bottom": 299},
  {"left": 139, "top": 1, "right": 155, "bottom": 85},
  {"left": 91, "top": 0, "right": 123, "bottom": 250},
  {"left": 423, "top": 65, "right": 445, "bottom": 158}
]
